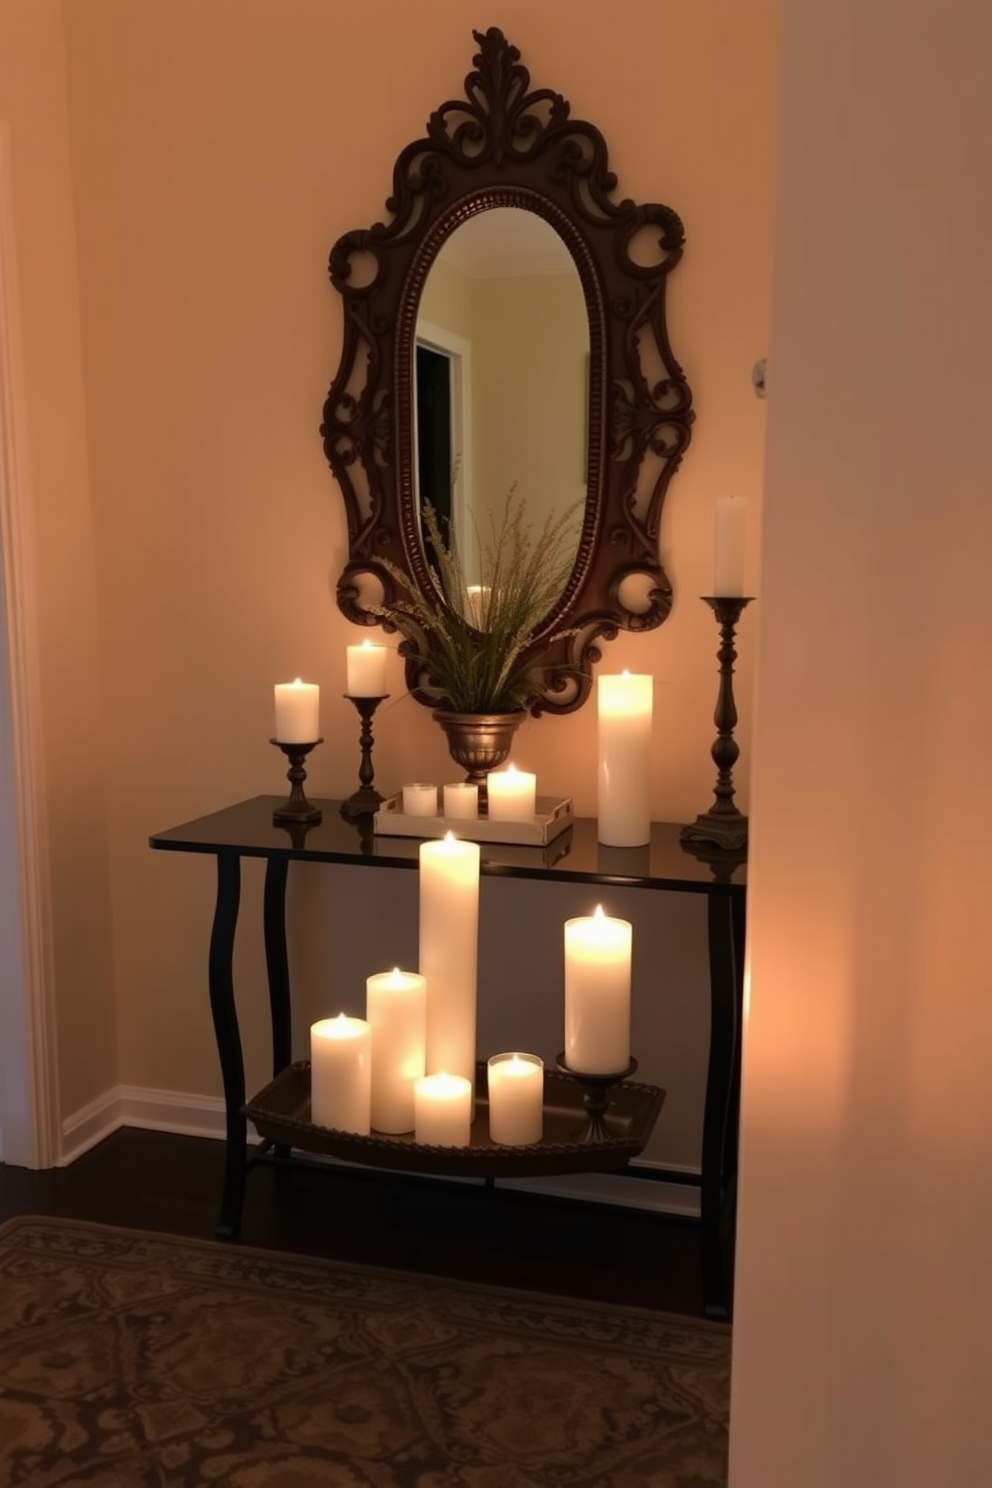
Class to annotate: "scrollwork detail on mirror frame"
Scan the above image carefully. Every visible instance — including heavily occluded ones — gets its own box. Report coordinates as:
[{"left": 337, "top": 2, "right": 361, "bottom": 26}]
[{"left": 321, "top": 25, "right": 693, "bottom": 715}]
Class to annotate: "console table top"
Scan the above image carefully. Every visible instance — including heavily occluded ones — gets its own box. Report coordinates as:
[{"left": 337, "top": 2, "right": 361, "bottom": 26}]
[{"left": 150, "top": 795, "right": 746, "bottom": 896}]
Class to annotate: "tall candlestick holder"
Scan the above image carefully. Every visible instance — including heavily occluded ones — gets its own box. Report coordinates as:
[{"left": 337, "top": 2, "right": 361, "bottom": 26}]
[
  {"left": 555, "top": 1054, "right": 638, "bottom": 1144},
  {"left": 270, "top": 739, "right": 323, "bottom": 826},
  {"left": 680, "top": 596, "right": 754, "bottom": 852},
  {"left": 340, "top": 694, "right": 388, "bottom": 820}
]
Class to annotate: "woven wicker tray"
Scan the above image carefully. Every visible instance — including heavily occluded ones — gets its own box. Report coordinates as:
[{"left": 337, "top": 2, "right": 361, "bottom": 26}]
[{"left": 244, "top": 1060, "right": 664, "bottom": 1178}]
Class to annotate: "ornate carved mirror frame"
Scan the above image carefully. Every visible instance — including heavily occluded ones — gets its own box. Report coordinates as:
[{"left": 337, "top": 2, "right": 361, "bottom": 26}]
[{"left": 321, "top": 27, "right": 693, "bottom": 714}]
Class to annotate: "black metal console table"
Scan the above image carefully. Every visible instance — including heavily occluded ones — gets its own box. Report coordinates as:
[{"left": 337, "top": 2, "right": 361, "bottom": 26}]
[{"left": 149, "top": 796, "right": 746, "bottom": 1318}]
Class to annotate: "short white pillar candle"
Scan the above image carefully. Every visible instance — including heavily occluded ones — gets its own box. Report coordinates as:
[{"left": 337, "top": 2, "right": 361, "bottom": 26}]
[
  {"left": 487, "top": 1052, "right": 544, "bottom": 1145},
  {"left": 597, "top": 671, "right": 653, "bottom": 846},
  {"left": 402, "top": 782, "right": 438, "bottom": 817},
  {"left": 274, "top": 679, "right": 320, "bottom": 744},
  {"left": 713, "top": 494, "right": 746, "bottom": 597},
  {"left": 563, "top": 906, "right": 633, "bottom": 1075},
  {"left": 346, "top": 639, "right": 388, "bottom": 696},
  {"left": 487, "top": 764, "right": 537, "bottom": 821},
  {"left": 310, "top": 1014, "right": 371, "bottom": 1134},
  {"left": 419, "top": 834, "right": 480, "bottom": 1095},
  {"left": 414, "top": 1072, "right": 472, "bottom": 1146},
  {"left": 366, "top": 968, "right": 427, "bottom": 1133},
  {"left": 443, "top": 782, "right": 479, "bottom": 819}
]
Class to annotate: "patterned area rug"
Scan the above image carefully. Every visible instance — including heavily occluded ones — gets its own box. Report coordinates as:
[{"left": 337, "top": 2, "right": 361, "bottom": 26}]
[{"left": 0, "top": 1216, "right": 730, "bottom": 1487}]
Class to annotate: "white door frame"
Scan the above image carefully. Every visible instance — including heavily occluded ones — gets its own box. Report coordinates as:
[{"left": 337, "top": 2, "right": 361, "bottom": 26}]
[
  {"left": 414, "top": 319, "right": 475, "bottom": 579},
  {"left": 0, "top": 122, "right": 60, "bottom": 1169}
]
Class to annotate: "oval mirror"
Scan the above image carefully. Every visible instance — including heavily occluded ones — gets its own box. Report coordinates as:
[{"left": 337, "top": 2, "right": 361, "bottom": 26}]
[
  {"left": 322, "top": 26, "right": 693, "bottom": 714},
  {"left": 413, "top": 207, "right": 588, "bottom": 612}
]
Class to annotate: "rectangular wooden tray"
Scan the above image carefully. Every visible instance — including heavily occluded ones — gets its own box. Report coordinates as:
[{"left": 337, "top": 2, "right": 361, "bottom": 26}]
[
  {"left": 373, "top": 793, "right": 574, "bottom": 847},
  {"left": 244, "top": 1061, "right": 664, "bottom": 1179}
]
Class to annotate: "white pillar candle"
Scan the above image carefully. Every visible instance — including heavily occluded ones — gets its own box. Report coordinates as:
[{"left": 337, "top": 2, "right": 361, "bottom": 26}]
[
  {"left": 563, "top": 906, "right": 633, "bottom": 1075},
  {"left": 414, "top": 1072, "right": 472, "bottom": 1146},
  {"left": 597, "top": 672, "right": 653, "bottom": 846},
  {"left": 346, "top": 639, "right": 388, "bottom": 696},
  {"left": 274, "top": 679, "right": 320, "bottom": 744},
  {"left": 366, "top": 968, "right": 427, "bottom": 1133},
  {"left": 487, "top": 764, "right": 537, "bottom": 822},
  {"left": 402, "top": 782, "right": 438, "bottom": 817},
  {"left": 713, "top": 494, "right": 746, "bottom": 597},
  {"left": 310, "top": 1014, "right": 371, "bottom": 1134},
  {"left": 443, "top": 782, "right": 479, "bottom": 819},
  {"left": 487, "top": 1052, "right": 544, "bottom": 1145},
  {"left": 419, "top": 833, "right": 480, "bottom": 1095}
]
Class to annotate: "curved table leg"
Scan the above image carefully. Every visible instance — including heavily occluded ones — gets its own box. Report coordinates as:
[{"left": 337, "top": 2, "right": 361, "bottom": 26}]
[
  {"left": 263, "top": 858, "right": 292, "bottom": 1159},
  {"left": 700, "top": 888, "right": 745, "bottom": 1318},
  {"left": 208, "top": 851, "right": 245, "bottom": 1238},
  {"left": 263, "top": 858, "right": 292, "bottom": 1073}
]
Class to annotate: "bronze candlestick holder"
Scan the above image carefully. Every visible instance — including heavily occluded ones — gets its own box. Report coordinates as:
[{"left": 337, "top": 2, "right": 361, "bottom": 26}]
[
  {"left": 270, "top": 739, "right": 323, "bottom": 825},
  {"left": 555, "top": 1054, "right": 638, "bottom": 1144},
  {"left": 681, "top": 596, "right": 754, "bottom": 852},
  {"left": 340, "top": 694, "right": 388, "bottom": 820}
]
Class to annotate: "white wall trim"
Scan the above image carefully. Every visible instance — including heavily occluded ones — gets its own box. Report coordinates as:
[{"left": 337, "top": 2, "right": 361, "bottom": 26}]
[
  {"left": 0, "top": 122, "right": 60, "bottom": 1170},
  {"left": 60, "top": 1084, "right": 233, "bottom": 1165}
]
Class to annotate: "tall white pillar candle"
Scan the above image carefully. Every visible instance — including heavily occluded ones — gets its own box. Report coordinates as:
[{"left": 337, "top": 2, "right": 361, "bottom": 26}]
[
  {"left": 443, "top": 782, "right": 479, "bottom": 819},
  {"left": 487, "top": 765, "right": 537, "bottom": 822},
  {"left": 597, "top": 672, "right": 653, "bottom": 846},
  {"left": 310, "top": 1014, "right": 371, "bottom": 1134},
  {"left": 366, "top": 968, "right": 427, "bottom": 1133},
  {"left": 713, "top": 494, "right": 746, "bottom": 596},
  {"left": 487, "top": 1052, "right": 544, "bottom": 1145},
  {"left": 563, "top": 906, "right": 633, "bottom": 1075},
  {"left": 402, "top": 783, "right": 438, "bottom": 817},
  {"left": 274, "top": 679, "right": 320, "bottom": 743},
  {"left": 414, "top": 1073, "right": 472, "bottom": 1146},
  {"left": 346, "top": 639, "right": 388, "bottom": 696},
  {"left": 419, "top": 833, "right": 480, "bottom": 1095}
]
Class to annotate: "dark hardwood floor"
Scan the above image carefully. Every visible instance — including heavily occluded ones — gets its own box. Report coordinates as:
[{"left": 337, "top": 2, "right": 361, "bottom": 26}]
[{"left": 0, "top": 1128, "right": 726, "bottom": 1318}]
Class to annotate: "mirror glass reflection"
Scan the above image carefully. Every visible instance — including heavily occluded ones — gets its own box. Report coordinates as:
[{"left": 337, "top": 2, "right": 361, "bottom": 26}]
[{"left": 413, "top": 207, "right": 589, "bottom": 598}]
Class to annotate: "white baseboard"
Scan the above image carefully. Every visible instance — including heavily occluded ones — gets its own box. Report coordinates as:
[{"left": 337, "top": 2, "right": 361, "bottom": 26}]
[
  {"left": 60, "top": 1084, "right": 233, "bottom": 1164},
  {"left": 60, "top": 1085, "right": 701, "bottom": 1218}
]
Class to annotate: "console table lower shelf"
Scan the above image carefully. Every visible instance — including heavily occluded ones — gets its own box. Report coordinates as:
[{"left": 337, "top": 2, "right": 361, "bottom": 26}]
[{"left": 244, "top": 1061, "right": 665, "bottom": 1180}]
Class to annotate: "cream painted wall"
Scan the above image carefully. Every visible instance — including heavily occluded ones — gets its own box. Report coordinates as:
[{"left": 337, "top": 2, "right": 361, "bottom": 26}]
[
  {"left": 731, "top": 0, "right": 992, "bottom": 1482},
  {"left": 45, "top": 0, "right": 777, "bottom": 1166},
  {"left": 0, "top": 0, "right": 117, "bottom": 1125},
  {"left": 471, "top": 271, "right": 588, "bottom": 534}
]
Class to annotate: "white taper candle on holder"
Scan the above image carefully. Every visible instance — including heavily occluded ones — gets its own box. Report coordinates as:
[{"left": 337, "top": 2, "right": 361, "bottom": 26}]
[
  {"left": 274, "top": 679, "right": 320, "bottom": 743},
  {"left": 419, "top": 833, "right": 481, "bottom": 1098},
  {"left": 346, "top": 639, "right": 388, "bottom": 696},
  {"left": 597, "top": 671, "right": 653, "bottom": 846},
  {"left": 563, "top": 906, "right": 633, "bottom": 1075},
  {"left": 310, "top": 1014, "right": 371, "bottom": 1134},
  {"left": 713, "top": 495, "right": 746, "bottom": 597},
  {"left": 366, "top": 968, "right": 427, "bottom": 1133}
]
